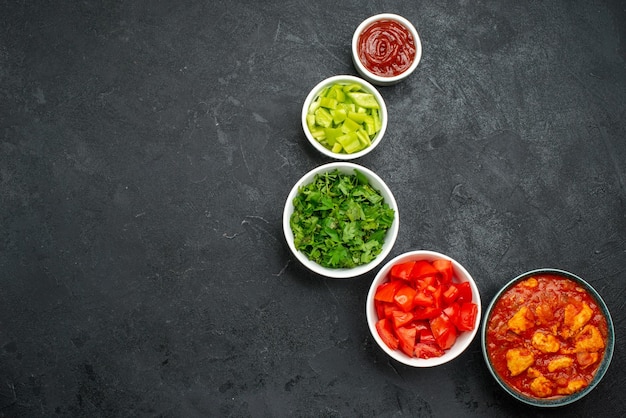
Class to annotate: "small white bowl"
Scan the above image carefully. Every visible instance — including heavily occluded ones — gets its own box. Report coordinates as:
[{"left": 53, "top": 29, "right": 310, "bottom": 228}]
[
  {"left": 301, "top": 75, "right": 387, "bottom": 160},
  {"left": 366, "top": 250, "right": 482, "bottom": 367},
  {"left": 352, "top": 14, "right": 422, "bottom": 86},
  {"left": 283, "top": 162, "right": 399, "bottom": 279}
]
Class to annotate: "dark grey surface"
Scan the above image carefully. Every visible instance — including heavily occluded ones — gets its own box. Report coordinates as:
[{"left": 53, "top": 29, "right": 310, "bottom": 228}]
[{"left": 1, "top": 0, "right": 625, "bottom": 416}]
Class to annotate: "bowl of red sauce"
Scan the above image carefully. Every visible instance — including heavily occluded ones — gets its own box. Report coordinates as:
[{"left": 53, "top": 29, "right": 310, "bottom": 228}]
[
  {"left": 352, "top": 14, "right": 422, "bottom": 86},
  {"left": 481, "top": 268, "right": 614, "bottom": 407}
]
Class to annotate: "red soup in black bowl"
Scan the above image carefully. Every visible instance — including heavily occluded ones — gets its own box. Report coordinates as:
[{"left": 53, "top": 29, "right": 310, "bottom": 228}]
[{"left": 481, "top": 268, "right": 614, "bottom": 407}]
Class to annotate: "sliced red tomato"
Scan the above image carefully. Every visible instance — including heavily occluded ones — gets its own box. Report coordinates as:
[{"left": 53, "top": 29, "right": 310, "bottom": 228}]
[
  {"left": 413, "top": 290, "right": 434, "bottom": 307},
  {"left": 456, "top": 281, "right": 472, "bottom": 303},
  {"left": 396, "top": 325, "right": 417, "bottom": 357},
  {"left": 432, "top": 259, "right": 453, "bottom": 283},
  {"left": 374, "top": 280, "right": 402, "bottom": 303},
  {"left": 375, "top": 300, "right": 395, "bottom": 320},
  {"left": 419, "top": 328, "right": 436, "bottom": 345},
  {"left": 409, "top": 260, "right": 441, "bottom": 281},
  {"left": 442, "top": 302, "right": 460, "bottom": 326},
  {"left": 413, "top": 306, "right": 441, "bottom": 320},
  {"left": 382, "top": 302, "right": 396, "bottom": 319},
  {"left": 430, "top": 313, "right": 458, "bottom": 350},
  {"left": 414, "top": 342, "right": 444, "bottom": 359},
  {"left": 394, "top": 285, "right": 417, "bottom": 312},
  {"left": 442, "top": 283, "right": 459, "bottom": 305},
  {"left": 390, "top": 261, "right": 415, "bottom": 281},
  {"left": 413, "top": 320, "right": 429, "bottom": 333},
  {"left": 391, "top": 310, "right": 414, "bottom": 329},
  {"left": 431, "top": 286, "right": 443, "bottom": 309},
  {"left": 375, "top": 318, "right": 399, "bottom": 351},
  {"left": 415, "top": 275, "right": 437, "bottom": 291},
  {"left": 373, "top": 258, "right": 476, "bottom": 359},
  {"left": 456, "top": 302, "right": 478, "bottom": 332},
  {"left": 375, "top": 300, "right": 385, "bottom": 319}
]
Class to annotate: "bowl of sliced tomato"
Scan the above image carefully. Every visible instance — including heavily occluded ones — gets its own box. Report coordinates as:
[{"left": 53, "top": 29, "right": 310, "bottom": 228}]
[{"left": 366, "top": 250, "right": 481, "bottom": 367}]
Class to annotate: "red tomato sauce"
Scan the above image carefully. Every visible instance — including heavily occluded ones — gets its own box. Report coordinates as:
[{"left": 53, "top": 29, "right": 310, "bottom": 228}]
[
  {"left": 486, "top": 274, "right": 608, "bottom": 399},
  {"left": 357, "top": 19, "right": 416, "bottom": 77}
]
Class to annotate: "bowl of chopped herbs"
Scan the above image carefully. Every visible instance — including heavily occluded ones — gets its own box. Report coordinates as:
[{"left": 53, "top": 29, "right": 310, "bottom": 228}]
[
  {"left": 301, "top": 75, "right": 387, "bottom": 160},
  {"left": 283, "top": 162, "right": 399, "bottom": 278}
]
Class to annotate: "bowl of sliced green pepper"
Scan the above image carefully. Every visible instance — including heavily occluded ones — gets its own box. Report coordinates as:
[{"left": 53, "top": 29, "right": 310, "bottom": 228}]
[
  {"left": 301, "top": 75, "right": 387, "bottom": 160},
  {"left": 283, "top": 162, "right": 399, "bottom": 278}
]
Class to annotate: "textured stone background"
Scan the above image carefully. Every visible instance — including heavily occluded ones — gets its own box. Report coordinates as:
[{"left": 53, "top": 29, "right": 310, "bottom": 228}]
[{"left": 1, "top": 0, "right": 625, "bottom": 416}]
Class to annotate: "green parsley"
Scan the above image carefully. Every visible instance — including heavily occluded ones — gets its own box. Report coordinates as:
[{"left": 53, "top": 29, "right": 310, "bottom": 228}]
[{"left": 290, "top": 169, "right": 395, "bottom": 269}]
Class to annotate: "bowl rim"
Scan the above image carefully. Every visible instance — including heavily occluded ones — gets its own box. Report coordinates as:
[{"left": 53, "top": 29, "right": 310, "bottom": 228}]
[
  {"left": 366, "top": 249, "right": 482, "bottom": 367},
  {"left": 480, "top": 268, "right": 615, "bottom": 407},
  {"left": 351, "top": 13, "right": 423, "bottom": 85},
  {"left": 283, "top": 161, "right": 399, "bottom": 279},
  {"left": 301, "top": 75, "right": 388, "bottom": 160}
]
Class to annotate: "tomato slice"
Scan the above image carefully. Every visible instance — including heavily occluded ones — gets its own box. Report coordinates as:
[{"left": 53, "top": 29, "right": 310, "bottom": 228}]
[
  {"left": 442, "top": 283, "right": 459, "bottom": 305},
  {"left": 375, "top": 301, "right": 396, "bottom": 320},
  {"left": 374, "top": 280, "right": 402, "bottom": 303},
  {"left": 390, "top": 261, "right": 415, "bottom": 281},
  {"left": 443, "top": 302, "right": 460, "bottom": 326},
  {"left": 419, "top": 328, "right": 436, "bottom": 345},
  {"left": 414, "top": 342, "right": 444, "bottom": 359},
  {"left": 375, "top": 300, "right": 385, "bottom": 319},
  {"left": 432, "top": 259, "right": 453, "bottom": 283},
  {"left": 413, "top": 320, "right": 429, "bottom": 333},
  {"left": 396, "top": 325, "right": 417, "bottom": 357},
  {"left": 456, "top": 302, "right": 478, "bottom": 332},
  {"left": 456, "top": 281, "right": 472, "bottom": 303},
  {"left": 382, "top": 302, "right": 396, "bottom": 319},
  {"left": 413, "top": 306, "right": 441, "bottom": 320},
  {"left": 394, "top": 285, "right": 417, "bottom": 312},
  {"left": 391, "top": 310, "right": 414, "bottom": 329},
  {"left": 430, "top": 313, "right": 458, "bottom": 350},
  {"left": 415, "top": 275, "right": 437, "bottom": 291},
  {"left": 413, "top": 290, "right": 434, "bottom": 307},
  {"left": 431, "top": 285, "right": 443, "bottom": 309},
  {"left": 409, "top": 260, "right": 441, "bottom": 281},
  {"left": 375, "top": 318, "right": 399, "bottom": 351}
]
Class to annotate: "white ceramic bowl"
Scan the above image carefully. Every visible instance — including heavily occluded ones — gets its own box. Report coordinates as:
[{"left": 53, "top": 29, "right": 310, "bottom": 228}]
[
  {"left": 283, "top": 162, "right": 399, "bottom": 278},
  {"left": 301, "top": 75, "right": 387, "bottom": 160},
  {"left": 366, "top": 250, "right": 481, "bottom": 367},
  {"left": 352, "top": 13, "right": 422, "bottom": 86}
]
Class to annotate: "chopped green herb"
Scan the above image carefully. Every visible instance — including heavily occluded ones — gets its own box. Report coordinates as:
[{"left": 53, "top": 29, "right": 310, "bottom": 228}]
[{"left": 290, "top": 169, "right": 395, "bottom": 269}]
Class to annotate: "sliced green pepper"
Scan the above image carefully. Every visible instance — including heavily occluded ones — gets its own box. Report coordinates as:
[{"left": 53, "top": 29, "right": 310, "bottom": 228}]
[
  {"left": 346, "top": 92, "right": 379, "bottom": 109},
  {"left": 306, "top": 81, "right": 383, "bottom": 154},
  {"left": 314, "top": 107, "right": 333, "bottom": 128}
]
